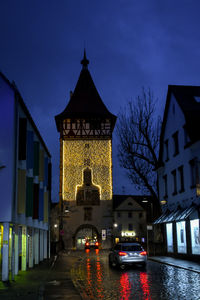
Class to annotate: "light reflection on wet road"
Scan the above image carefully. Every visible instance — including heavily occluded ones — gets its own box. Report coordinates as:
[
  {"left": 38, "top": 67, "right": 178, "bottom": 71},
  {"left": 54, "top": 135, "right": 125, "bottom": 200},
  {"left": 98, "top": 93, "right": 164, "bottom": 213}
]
[{"left": 71, "top": 250, "right": 200, "bottom": 300}]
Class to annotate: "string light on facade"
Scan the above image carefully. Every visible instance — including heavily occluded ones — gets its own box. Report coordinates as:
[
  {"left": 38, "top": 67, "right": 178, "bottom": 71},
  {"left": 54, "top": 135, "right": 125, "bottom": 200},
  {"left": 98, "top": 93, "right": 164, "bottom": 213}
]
[{"left": 62, "top": 139, "right": 112, "bottom": 201}]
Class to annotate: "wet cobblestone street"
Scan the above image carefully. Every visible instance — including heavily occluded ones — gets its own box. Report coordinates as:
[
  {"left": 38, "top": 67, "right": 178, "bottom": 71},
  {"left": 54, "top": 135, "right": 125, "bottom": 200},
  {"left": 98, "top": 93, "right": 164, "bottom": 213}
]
[{"left": 71, "top": 250, "right": 200, "bottom": 300}]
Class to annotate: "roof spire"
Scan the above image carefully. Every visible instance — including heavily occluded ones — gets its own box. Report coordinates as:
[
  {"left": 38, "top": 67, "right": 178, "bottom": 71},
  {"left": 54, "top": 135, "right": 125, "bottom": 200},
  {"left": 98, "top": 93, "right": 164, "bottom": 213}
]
[{"left": 81, "top": 49, "right": 89, "bottom": 69}]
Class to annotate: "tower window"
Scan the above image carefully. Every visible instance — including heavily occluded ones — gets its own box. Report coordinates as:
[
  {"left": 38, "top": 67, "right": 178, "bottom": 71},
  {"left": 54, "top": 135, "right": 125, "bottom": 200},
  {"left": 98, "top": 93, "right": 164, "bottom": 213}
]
[{"left": 84, "top": 207, "right": 92, "bottom": 221}]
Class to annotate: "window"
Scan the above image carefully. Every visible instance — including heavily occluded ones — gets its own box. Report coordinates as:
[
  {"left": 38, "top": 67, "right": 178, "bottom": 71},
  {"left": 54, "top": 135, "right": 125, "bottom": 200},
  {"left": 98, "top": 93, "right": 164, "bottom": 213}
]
[
  {"left": 183, "top": 125, "right": 190, "bottom": 146},
  {"left": 128, "top": 212, "right": 132, "bottom": 218},
  {"left": 172, "top": 131, "right": 179, "bottom": 156},
  {"left": 163, "top": 174, "right": 168, "bottom": 198},
  {"left": 117, "top": 212, "right": 121, "bottom": 218},
  {"left": 139, "top": 212, "right": 143, "bottom": 218},
  {"left": 84, "top": 207, "right": 92, "bottom": 221},
  {"left": 178, "top": 165, "right": 184, "bottom": 193},
  {"left": 189, "top": 158, "right": 197, "bottom": 188},
  {"left": 164, "top": 139, "right": 169, "bottom": 161},
  {"left": 171, "top": 169, "right": 177, "bottom": 195},
  {"left": 118, "top": 224, "right": 122, "bottom": 231},
  {"left": 128, "top": 224, "right": 133, "bottom": 231},
  {"left": 166, "top": 223, "right": 173, "bottom": 253},
  {"left": 190, "top": 219, "right": 200, "bottom": 255},
  {"left": 139, "top": 224, "right": 143, "bottom": 231},
  {"left": 176, "top": 221, "right": 187, "bottom": 254}
]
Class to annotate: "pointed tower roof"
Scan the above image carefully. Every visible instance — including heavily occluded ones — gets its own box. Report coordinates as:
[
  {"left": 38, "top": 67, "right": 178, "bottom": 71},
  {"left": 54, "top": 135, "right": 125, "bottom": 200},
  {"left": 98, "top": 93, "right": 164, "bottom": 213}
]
[{"left": 55, "top": 51, "right": 116, "bottom": 131}]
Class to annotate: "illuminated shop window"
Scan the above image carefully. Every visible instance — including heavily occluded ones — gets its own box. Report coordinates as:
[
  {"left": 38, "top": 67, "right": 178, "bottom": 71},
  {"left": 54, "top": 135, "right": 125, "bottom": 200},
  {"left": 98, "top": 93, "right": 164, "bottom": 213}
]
[
  {"left": 190, "top": 219, "right": 200, "bottom": 255},
  {"left": 166, "top": 223, "right": 173, "bottom": 252},
  {"left": 176, "top": 221, "right": 187, "bottom": 253}
]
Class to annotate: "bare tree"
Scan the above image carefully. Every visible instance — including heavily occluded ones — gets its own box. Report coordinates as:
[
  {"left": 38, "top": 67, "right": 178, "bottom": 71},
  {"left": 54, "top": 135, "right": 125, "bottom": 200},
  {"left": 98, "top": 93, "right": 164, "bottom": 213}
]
[{"left": 117, "top": 88, "right": 161, "bottom": 215}]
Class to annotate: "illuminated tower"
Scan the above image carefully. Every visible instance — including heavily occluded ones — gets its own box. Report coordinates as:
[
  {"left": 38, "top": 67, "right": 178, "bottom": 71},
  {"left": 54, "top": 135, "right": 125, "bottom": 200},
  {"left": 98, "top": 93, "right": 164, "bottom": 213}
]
[{"left": 55, "top": 51, "right": 116, "bottom": 249}]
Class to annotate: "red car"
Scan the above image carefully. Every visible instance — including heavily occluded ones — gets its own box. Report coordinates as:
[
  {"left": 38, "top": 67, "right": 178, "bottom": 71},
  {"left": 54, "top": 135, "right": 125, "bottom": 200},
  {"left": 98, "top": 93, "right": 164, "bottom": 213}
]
[{"left": 85, "top": 240, "right": 99, "bottom": 249}]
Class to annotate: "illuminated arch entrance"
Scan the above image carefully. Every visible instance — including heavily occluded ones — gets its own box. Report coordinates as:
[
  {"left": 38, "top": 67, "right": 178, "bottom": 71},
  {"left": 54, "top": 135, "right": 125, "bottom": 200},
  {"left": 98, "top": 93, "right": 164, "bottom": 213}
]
[{"left": 74, "top": 224, "right": 100, "bottom": 249}]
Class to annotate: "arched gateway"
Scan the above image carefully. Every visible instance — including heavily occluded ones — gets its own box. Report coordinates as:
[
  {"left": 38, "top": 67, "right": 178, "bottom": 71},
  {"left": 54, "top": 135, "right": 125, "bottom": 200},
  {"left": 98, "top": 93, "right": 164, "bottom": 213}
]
[
  {"left": 55, "top": 51, "right": 116, "bottom": 250},
  {"left": 74, "top": 224, "right": 100, "bottom": 249}
]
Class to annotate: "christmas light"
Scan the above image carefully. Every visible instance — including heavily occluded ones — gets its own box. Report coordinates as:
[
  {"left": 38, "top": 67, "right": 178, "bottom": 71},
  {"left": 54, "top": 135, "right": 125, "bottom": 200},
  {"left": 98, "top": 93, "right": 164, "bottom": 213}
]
[{"left": 62, "top": 139, "right": 112, "bottom": 201}]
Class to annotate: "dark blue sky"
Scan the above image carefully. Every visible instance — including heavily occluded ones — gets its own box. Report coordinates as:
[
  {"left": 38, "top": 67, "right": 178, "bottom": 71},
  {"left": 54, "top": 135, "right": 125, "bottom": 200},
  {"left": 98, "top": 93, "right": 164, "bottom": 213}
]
[{"left": 1, "top": 0, "right": 200, "bottom": 201}]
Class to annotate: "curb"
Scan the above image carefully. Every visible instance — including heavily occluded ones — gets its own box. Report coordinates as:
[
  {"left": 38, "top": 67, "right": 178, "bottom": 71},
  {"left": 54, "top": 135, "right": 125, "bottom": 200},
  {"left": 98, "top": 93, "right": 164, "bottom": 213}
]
[{"left": 148, "top": 257, "right": 200, "bottom": 274}]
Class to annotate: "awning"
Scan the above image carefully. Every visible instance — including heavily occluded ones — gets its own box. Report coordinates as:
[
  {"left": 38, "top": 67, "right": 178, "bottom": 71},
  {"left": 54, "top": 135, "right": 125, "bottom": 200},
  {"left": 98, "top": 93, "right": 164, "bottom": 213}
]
[
  {"left": 153, "top": 210, "right": 171, "bottom": 224},
  {"left": 153, "top": 205, "right": 199, "bottom": 224},
  {"left": 175, "top": 205, "right": 198, "bottom": 221}
]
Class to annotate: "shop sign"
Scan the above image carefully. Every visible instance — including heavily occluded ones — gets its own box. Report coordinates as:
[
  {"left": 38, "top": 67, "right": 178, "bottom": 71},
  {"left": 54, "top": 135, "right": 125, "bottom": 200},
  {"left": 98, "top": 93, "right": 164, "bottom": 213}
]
[{"left": 121, "top": 231, "right": 136, "bottom": 237}]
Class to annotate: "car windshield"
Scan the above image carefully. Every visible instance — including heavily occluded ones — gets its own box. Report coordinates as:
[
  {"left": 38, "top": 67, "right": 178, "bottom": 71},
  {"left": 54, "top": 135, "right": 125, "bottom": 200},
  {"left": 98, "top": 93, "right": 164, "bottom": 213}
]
[{"left": 121, "top": 245, "right": 143, "bottom": 251}]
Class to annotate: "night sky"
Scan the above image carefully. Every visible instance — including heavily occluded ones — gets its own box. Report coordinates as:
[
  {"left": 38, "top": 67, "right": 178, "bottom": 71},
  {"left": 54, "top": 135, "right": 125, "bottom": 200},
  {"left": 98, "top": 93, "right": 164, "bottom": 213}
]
[{"left": 1, "top": 0, "right": 200, "bottom": 202}]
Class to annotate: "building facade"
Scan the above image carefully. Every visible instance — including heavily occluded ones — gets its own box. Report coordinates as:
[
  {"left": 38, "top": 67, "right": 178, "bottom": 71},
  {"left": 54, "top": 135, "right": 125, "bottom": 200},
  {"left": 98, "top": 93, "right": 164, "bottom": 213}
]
[
  {"left": 112, "top": 195, "right": 147, "bottom": 245},
  {"left": 55, "top": 52, "right": 116, "bottom": 249},
  {"left": 0, "top": 72, "right": 51, "bottom": 281},
  {"left": 155, "top": 85, "right": 200, "bottom": 259}
]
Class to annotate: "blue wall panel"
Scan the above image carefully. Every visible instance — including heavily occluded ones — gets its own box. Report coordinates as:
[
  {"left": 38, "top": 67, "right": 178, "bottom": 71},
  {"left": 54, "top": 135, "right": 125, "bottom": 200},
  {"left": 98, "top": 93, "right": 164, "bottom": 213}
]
[
  {"left": 27, "top": 131, "right": 34, "bottom": 169},
  {"left": 38, "top": 188, "right": 44, "bottom": 221}
]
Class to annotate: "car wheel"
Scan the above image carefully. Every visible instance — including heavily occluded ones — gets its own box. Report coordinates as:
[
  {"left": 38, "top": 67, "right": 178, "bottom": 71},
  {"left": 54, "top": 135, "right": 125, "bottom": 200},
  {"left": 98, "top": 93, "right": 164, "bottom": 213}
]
[
  {"left": 119, "top": 264, "right": 126, "bottom": 270},
  {"left": 109, "top": 258, "right": 117, "bottom": 268}
]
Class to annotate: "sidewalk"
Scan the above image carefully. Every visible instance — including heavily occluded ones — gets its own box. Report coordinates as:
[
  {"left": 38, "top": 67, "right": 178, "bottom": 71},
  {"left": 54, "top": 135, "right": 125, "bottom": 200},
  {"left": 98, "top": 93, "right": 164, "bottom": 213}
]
[
  {"left": 148, "top": 256, "right": 200, "bottom": 274},
  {"left": 0, "top": 252, "right": 82, "bottom": 300}
]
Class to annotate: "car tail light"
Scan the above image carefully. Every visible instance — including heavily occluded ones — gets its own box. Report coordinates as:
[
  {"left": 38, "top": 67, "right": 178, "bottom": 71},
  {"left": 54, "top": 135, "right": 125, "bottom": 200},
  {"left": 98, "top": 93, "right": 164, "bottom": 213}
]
[
  {"left": 140, "top": 251, "right": 147, "bottom": 256},
  {"left": 95, "top": 242, "right": 99, "bottom": 246},
  {"left": 86, "top": 242, "right": 89, "bottom": 246},
  {"left": 118, "top": 251, "right": 128, "bottom": 256}
]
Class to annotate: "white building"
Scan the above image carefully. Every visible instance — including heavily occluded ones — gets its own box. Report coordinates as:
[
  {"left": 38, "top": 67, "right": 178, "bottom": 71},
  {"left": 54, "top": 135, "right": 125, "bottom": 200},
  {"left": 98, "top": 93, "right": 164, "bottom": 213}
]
[
  {"left": 112, "top": 195, "right": 151, "bottom": 247},
  {"left": 0, "top": 72, "right": 51, "bottom": 281},
  {"left": 155, "top": 85, "right": 200, "bottom": 259}
]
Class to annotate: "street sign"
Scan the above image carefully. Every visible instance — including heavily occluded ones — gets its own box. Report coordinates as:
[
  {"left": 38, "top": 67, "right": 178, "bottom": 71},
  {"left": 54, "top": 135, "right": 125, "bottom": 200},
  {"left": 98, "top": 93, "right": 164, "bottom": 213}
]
[
  {"left": 102, "top": 229, "right": 106, "bottom": 240},
  {"left": 147, "top": 225, "right": 153, "bottom": 230}
]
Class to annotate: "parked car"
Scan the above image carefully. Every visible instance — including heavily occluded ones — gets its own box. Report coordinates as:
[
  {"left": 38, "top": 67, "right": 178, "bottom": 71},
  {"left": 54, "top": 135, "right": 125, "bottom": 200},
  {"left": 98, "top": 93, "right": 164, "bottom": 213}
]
[
  {"left": 85, "top": 239, "right": 99, "bottom": 249},
  {"left": 109, "top": 242, "right": 147, "bottom": 269}
]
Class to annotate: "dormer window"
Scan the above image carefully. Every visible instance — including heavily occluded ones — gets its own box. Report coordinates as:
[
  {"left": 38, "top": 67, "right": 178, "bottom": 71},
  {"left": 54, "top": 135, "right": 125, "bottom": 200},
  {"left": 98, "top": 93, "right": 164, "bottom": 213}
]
[{"left": 172, "top": 131, "right": 179, "bottom": 156}]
